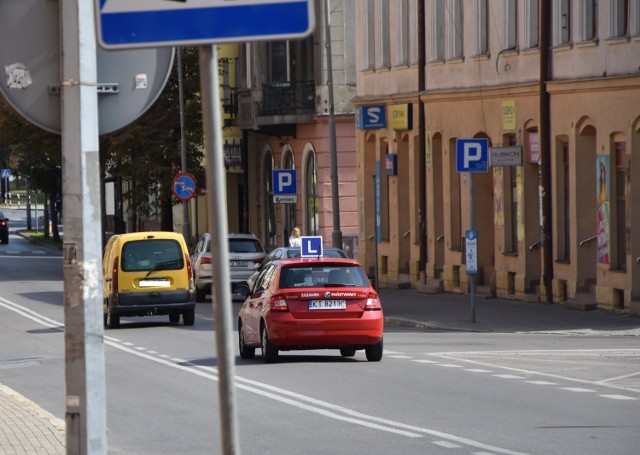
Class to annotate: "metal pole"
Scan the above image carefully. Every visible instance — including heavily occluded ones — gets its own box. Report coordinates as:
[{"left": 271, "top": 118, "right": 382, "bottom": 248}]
[
  {"left": 469, "top": 174, "right": 476, "bottom": 323},
  {"left": 199, "top": 45, "right": 240, "bottom": 455},
  {"left": 178, "top": 47, "right": 191, "bottom": 245},
  {"left": 324, "top": 0, "right": 342, "bottom": 249},
  {"left": 417, "top": 0, "right": 427, "bottom": 284},
  {"left": 60, "top": 0, "right": 107, "bottom": 453},
  {"left": 372, "top": 174, "right": 379, "bottom": 291}
]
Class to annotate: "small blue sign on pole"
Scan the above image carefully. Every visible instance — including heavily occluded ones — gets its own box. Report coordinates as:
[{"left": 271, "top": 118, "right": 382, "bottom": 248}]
[
  {"left": 301, "top": 236, "right": 323, "bottom": 258},
  {"left": 465, "top": 229, "right": 478, "bottom": 275}
]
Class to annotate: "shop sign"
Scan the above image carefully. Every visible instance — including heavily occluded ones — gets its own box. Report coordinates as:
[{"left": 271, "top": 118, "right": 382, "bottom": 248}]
[
  {"left": 390, "top": 103, "right": 412, "bottom": 130},
  {"left": 356, "top": 105, "right": 386, "bottom": 130}
]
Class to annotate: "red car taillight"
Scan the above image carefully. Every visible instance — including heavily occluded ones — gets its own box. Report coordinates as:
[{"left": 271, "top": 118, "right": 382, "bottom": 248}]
[
  {"left": 201, "top": 256, "right": 211, "bottom": 265},
  {"left": 270, "top": 295, "right": 289, "bottom": 312},
  {"left": 253, "top": 256, "right": 265, "bottom": 264},
  {"left": 365, "top": 293, "right": 382, "bottom": 311}
]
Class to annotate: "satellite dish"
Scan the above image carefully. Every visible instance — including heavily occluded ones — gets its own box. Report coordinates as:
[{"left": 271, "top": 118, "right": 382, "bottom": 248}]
[{"left": 0, "top": 0, "right": 174, "bottom": 135}]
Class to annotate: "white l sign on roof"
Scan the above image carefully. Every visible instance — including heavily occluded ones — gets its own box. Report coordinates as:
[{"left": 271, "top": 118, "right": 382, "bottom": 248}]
[{"left": 97, "top": 0, "right": 315, "bottom": 49}]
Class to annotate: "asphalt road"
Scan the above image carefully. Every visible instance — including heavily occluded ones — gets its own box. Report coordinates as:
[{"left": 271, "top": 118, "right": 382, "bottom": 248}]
[{"left": 1, "top": 211, "right": 639, "bottom": 454}]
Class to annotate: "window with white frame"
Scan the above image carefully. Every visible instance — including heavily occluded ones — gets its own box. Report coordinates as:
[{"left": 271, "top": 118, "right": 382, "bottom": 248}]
[
  {"left": 580, "top": 0, "right": 597, "bottom": 41},
  {"left": 523, "top": 0, "right": 539, "bottom": 48},
  {"left": 503, "top": 0, "right": 518, "bottom": 50},
  {"left": 474, "top": 0, "right": 488, "bottom": 55},
  {"left": 430, "top": 0, "right": 445, "bottom": 61},
  {"left": 446, "top": 0, "right": 463, "bottom": 59},
  {"left": 610, "top": 0, "right": 629, "bottom": 38},
  {"left": 396, "top": 0, "right": 409, "bottom": 66},
  {"left": 555, "top": 0, "right": 572, "bottom": 45},
  {"left": 375, "top": 0, "right": 390, "bottom": 68}
]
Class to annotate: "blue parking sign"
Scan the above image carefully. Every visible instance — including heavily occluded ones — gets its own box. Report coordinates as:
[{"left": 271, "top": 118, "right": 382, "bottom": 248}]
[
  {"left": 301, "top": 236, "right": 323, "bottom": 258},
  {"left": 456, "top": 138, "right": 489, "bottom": 173}
]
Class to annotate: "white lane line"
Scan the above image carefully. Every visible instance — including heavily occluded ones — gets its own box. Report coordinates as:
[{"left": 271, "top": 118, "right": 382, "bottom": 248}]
[
  {"left": 2, "top": 297, "right": 531, "bottom": 455},
  {"left": 433, "top": 440, "right": 461, "bottom": 448},
  {"left": 465, "top": 369, "right": 492, "bottom": 373},
  {"left": 412, "top": 359, "right": 439, "bottom": 364},
  {"left": 494, "top": 374, "right": 524, "bottom": 379},
  {"left": 438, "top": 363, "right": 463, "bottom": 368},
  {"left": 596, "top": 371, "right": 640, "bottom": 384},
  {"left": 429, "top": 351, "right": 640, "bottom": 394},
  {"left": 526, "top": 381, "right": 557, "bottom": 386},
  {"left": 562, "top": 387, "right": 595, "bottom": 393},
  {"left": 389, "top": 355, "right": 412, "bottom": 359},
  {"left": 599, "top": 394, "right": 637, "bottom": 401}
]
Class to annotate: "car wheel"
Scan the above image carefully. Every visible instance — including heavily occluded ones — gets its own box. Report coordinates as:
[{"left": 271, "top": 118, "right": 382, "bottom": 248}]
[
  {"left": 238, "top": 322, "right": 255, "bottom": 359},
  {"left": 340, "top": 348, "right": 356, "bottom": 357},
  {"left": 195, "top": 284, "right": 206, "bottom": 303},
  {"left": 169, "top": 313, "right": 180, "bottom": 324},
  {"left": 365, "top": 339, "right": 383, "bottom": 362},
  {"left": 103, "top": 313, "right": 108, "bottom": 327},
  {"left": 261, "top": 324, "right": 278, "bottom": 363},
  {"left": 183, "top": 309, "right": 195, "bottom": 326},
  {"left": 108, "top": 314, "right": 120, "bottom": 330}
]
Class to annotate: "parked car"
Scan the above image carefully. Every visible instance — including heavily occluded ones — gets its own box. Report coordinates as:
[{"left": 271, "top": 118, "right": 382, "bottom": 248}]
[
  {"left": 102, "top": 231, "right": 195, "bottom": 329},
  {"left": 246, "top": 246, "right": 347, "bottom": 290},
  {"left": 237, "top": 257, "right": 384, "bottom": 363},
  {"left": 191, "top": 232, "right": 267, "bottom": 302},
  {"left": 0, "top": 211, "right": 8, "bottom": 243}
]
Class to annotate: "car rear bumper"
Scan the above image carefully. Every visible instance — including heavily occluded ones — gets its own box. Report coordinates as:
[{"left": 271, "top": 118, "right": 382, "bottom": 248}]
[
  {"left": 109, "top": 291, "right": 195, "bottom": 316},
  {"left": 266, "top": 313, "right": 384, "bottom": 348}
]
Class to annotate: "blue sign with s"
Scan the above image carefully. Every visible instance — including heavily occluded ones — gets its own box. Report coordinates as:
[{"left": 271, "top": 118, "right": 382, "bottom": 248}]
[{"left": 357, "top": 105, "right": 386, "bottom": 130}]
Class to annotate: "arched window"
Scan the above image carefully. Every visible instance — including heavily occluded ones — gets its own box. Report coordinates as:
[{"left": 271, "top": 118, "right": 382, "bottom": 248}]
[
  {"left": 263, "top": 150, "right": 276, "bottom": 249},
  {"left": 304, "top": 150, "right": 319, "bottom": 235},
  {"left": 282, "top": 149, "right": 297, "bottom": 243}
]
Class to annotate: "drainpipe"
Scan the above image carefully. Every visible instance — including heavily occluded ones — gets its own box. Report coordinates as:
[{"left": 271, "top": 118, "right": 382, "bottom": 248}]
[
  {"left": 418, "top": 0, "right": 427, "bottom": 283},
  {"left": 539, "top": 1, "right": 553, "bottom": 303}
]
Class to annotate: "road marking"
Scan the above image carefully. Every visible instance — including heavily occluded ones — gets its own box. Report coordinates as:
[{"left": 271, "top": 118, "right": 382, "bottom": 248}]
[
  {"left": 599, "top": 394, "right": 637, "bottom": 400},
  {"left": 562, "top": 387, "right": 595, "bottom": 393},
  {"left": 433, "top": 440, "right": 461, "bottom": 448},
  {"left": 494, "top": 374, "right": 524, "bottom": 379},
  {"left": 1, "top": 297, "right": 532, "bottom": 455},
  {"left": 526, "top": 380, "right": 557, "bottom": 385},
  {"left": 465, "top": 369, "right": 492, "bottom": 373}
]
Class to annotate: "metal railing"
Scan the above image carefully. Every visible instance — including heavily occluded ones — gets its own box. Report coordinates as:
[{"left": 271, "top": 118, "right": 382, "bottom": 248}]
[
  {"left": 257, "top": 80, "right": 316, "bottom": 116},
  {"left": 528, "top": 239, "right": 541, "bottom": 251},
  {"left": 579, "top": 235, "right": 597, "bottom": 247}
]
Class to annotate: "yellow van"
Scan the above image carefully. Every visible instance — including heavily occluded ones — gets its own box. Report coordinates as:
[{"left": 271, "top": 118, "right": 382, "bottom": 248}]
[{"left": 102, "top": 231, "right": 195, "bottom": 329}]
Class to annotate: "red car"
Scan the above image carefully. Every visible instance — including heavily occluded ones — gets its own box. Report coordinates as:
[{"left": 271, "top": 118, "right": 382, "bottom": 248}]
[{"left": 237, "top": 257, "right": 383, "bottom": 363}]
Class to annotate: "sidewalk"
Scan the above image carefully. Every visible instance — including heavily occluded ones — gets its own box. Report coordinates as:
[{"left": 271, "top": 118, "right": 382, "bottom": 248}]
[{"left": 2, "top": 287, "right": 638, "bottom": 453}]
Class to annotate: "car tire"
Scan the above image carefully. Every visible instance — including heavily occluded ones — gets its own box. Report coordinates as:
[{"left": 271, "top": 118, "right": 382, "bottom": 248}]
[
  {"left": 169, "top": 313, "right": 180, "bottom": 324},
  {"left": 340, "top": 348, "right": 356, "bottom": 357},
  {"left": 108, "top": 314, "right": 120, "bottom": 330},
  {"left": 261, "top": 324, "right": 278, "bottom": 363},
  {"left": 103, "top": 313, "right": 108, "bottom": 327},
  {"left": 195, "top": 284, "right": 206, "bottom": 303},
  {"left": 183, "top": 309, "right": 195, "bottom": 326},
  {"left": 365, "top": 339, "right": 383, "bottom": 362},
  {"left": 238, "top": 322, "right": 255, "bottom": 359}
]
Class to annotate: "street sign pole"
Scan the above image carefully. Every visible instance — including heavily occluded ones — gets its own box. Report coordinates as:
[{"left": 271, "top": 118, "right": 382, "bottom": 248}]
[
  {"left": 60, "top": 1, "right": 107, "bottom": 453},
  {"left": 199, "top": 45, "right": 240, "bottom": 455},
  {"left": 469, "top": 174, "right": 476, "bottom": 323}
]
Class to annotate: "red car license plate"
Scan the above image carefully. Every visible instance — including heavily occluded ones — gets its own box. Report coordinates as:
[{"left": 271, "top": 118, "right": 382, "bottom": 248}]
[{"left": 308, "top": 300, "right": 347, "bottom": 310}]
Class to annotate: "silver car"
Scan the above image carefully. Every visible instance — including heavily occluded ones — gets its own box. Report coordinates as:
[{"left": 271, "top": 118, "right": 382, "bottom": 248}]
[{"left": 191, "top": 232, "right": 267, "bottom": 302}]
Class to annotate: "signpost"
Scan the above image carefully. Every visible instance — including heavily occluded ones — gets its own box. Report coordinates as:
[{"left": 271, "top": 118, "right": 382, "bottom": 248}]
[{"left": 456, "top": 138, "right": 489, "bottom": 323}]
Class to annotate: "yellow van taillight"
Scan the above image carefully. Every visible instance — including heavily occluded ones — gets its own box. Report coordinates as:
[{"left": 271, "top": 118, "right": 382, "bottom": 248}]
[
  {"left": 185, "top": 253, "right": 193, "bottom": 281},
  {"left": 112, "top": 256, "right": 119, "bottom": 293}
]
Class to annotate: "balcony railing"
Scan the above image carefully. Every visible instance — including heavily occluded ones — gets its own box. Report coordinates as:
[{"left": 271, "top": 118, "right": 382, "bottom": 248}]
[{"left": 257, "top": 80, "right": 316, "bottom": 116}]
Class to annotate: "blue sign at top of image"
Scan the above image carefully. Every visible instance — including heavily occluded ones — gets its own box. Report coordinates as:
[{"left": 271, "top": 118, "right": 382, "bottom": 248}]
[
  {"left": 357, "top": 105, "right": 386, "bottom": 130},
  {"left": 97, "top": 0, "right": 315, "bottom": 49}
]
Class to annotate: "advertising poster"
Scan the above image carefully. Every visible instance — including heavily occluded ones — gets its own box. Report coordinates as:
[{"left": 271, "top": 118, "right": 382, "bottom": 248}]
[{"left": 596, "top": 155, "right": 610, "bottom": 265}]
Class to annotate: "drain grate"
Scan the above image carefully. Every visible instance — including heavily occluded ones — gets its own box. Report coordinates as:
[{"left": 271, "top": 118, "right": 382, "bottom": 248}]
[{"left": 0, "top": 357, "right": 43, "bottom": 369}]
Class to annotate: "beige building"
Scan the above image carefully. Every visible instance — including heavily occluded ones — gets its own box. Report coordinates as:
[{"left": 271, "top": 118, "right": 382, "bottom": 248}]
[{"left": 355, "top": 1, "right": 640, "bottom": 314}]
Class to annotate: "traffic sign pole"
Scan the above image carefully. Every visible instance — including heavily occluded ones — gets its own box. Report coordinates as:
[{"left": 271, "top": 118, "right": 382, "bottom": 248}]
[{"left": 60, "top": 1, "right": 107, "bottom": 453}]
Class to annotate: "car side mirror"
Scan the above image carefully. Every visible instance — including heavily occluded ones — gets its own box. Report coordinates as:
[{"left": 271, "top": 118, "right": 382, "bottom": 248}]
[{"left": 236, "top": 282, "right": 251, "bottom": 298}]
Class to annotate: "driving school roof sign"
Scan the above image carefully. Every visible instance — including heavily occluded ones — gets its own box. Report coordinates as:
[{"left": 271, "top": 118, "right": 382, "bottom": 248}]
[{"left": 97, "top": 0, "right": 316, "bottom": 49}]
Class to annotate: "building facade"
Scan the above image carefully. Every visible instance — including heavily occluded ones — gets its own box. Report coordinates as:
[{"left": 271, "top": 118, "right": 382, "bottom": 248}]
[
  {"left": 355, "top": 1, "right": 640, "bottom": 314},
  {"left": 231, "top": 1, "right": 360, "bottom": 254}
]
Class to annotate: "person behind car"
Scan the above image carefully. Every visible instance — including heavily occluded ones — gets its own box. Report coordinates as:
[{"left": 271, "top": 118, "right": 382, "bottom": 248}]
[{"left": 288, "top": 226, "right": 301, "bottom": 247}]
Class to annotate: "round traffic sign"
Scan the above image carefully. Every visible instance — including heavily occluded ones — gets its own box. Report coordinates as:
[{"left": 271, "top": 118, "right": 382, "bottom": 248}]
[
  {"left": 0, "top": 0, "right": 173, "bottom": 135},
  {"left": 172, "top": 172, "right": 197, "bottom": 202}
]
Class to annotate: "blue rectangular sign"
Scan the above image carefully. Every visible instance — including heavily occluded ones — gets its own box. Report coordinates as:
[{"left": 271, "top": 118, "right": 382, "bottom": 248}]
[
  {"left": 273, "top": 170, "right": 297, "bottom": 195},
  {"left": 97, "top": 0, "right": 315, "bottom": 49},
  {"left": 356, "top": 105, "right": 386, "bottom": 130},
  {"left": 456, "top": 138, "right": 489, "bottom": 173},
  {"left": 301, "top": 236, "right": 323, "bottom": 258}
]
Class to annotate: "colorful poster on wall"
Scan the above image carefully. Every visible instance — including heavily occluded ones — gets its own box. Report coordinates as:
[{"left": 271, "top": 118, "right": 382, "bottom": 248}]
[{"left": 596, "top": 155, "right": 610, "bottom": 265}]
